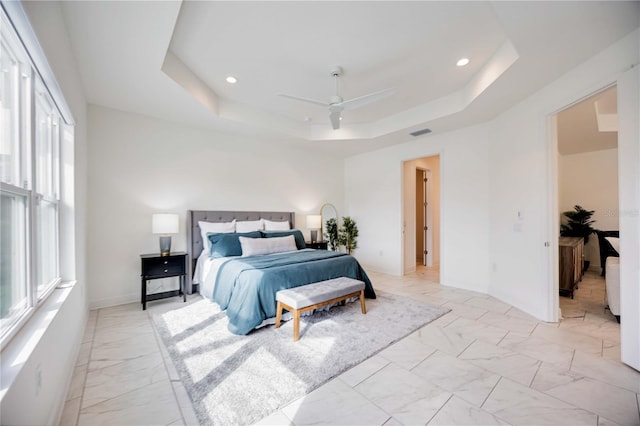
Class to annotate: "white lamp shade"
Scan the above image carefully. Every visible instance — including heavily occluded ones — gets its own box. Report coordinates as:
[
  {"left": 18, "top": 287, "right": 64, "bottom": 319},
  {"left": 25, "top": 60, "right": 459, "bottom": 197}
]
[
  {"left": 306, "top": 215, "right": 322, "bottom": 229},
  {"left": 152, "top": 213, "right": 179, "bottom": 234}
]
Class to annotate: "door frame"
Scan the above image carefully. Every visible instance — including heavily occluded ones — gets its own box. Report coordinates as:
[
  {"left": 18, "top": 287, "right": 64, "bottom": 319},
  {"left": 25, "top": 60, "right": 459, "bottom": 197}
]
[
  {"left": 546, "top": 83, "right": 617, "bottom": 322},
  {"left": 545, "top": 113, "right": 560, "bottom": 323},
  {"left": 401, "top": 154, "right": 442, "bottom": 277},
  {"left": 545, "top": 74, "right": 640, "bottom": 371}
]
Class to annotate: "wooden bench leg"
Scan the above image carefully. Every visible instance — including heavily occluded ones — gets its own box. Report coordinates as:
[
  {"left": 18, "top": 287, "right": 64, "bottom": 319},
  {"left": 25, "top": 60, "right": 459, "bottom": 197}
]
[
  {"left": 293, "top": 309, "right": 300, "bottom": 342},
  {"left": 359, "top": 290, "right": 367, "bottom": 314},
  {"left": 275, "top": 301, "right": 283, "bottom": 328}
]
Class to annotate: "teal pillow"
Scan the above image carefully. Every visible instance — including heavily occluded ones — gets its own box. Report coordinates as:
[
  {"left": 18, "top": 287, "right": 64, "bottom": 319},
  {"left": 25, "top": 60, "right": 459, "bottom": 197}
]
[
  {"left": 208, "top": 231, "right": 262, "bottom": 258},
  {"left": 260, "top": 230, "right": 306, "bottom": 250}
]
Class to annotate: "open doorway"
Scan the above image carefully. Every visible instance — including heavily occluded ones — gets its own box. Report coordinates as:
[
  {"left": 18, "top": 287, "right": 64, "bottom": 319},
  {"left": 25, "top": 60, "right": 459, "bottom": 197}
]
[
  {"left": 553, "top": 85, "right": 620, "bottom": 323},
  {"left": 403, "top": 155, "right": 440, "bottom": 281}
]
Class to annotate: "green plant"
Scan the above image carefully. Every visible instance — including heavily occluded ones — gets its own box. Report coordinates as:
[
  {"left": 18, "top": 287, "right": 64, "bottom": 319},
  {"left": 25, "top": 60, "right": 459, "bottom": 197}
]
[
  {"left": 324, "top": 218, "right": 339, "bottom": 251},
  {"left": 560, "top": 205, "right": 596, "bottom": 244},
  {"left": 338, "top": 216, "right": 359, "bottom": 254}
]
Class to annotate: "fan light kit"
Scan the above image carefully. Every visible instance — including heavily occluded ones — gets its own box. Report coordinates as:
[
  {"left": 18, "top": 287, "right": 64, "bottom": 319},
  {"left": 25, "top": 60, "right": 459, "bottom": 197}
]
[{"left": 279, "top": 66, "right": 395, "bottom": 130}]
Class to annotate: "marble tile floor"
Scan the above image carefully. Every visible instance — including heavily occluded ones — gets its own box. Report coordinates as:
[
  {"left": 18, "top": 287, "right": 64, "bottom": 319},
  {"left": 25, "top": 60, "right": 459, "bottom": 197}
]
[{"left": 60, "top": 267, "right": 640, "bottom": 426}]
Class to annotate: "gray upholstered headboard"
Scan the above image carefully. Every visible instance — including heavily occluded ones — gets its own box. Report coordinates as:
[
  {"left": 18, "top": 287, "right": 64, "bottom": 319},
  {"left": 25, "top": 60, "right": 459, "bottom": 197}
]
[{"left": 186, "top": 210, "right": 295, "bottom": 293}]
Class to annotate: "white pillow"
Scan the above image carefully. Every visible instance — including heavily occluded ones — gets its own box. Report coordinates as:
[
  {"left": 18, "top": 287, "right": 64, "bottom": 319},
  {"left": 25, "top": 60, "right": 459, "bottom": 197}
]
[
  {"left": 239, "top": 235, "right": 297, "bottom": 257},
  {"left": 605, "top": 236, "right": 620, "bottom": 254},
  {"left": 199, "top": 220, "right": 235, "bottom": 252},
  {"left": 263, "top": 219, "right": 291, "bottom": 231},
  {"left": 236, "top": 219, "right": 264, "bottom": 232}
]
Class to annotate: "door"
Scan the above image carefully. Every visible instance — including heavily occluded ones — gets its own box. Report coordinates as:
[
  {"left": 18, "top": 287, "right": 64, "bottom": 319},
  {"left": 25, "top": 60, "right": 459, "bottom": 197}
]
[
  {"left": 422, "top": 171, "right": 428, "bottom": 266},
  {"left": 415, "top": 169, "right": 425, "bottom": 265},
  {"left": 415, "top": 168, "right": 433, "bottom": 267},
  {"left": 617, "top": 66, "right": 639, "bottom": 370},
  {"left": 425, "top": 170, "right": 433, "bottom": 266}
]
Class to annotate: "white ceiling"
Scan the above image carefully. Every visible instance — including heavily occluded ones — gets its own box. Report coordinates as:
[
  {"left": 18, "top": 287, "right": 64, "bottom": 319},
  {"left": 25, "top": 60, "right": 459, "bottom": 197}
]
[{"left": 59, "top": 1, "right": 639, "bottom": 156}]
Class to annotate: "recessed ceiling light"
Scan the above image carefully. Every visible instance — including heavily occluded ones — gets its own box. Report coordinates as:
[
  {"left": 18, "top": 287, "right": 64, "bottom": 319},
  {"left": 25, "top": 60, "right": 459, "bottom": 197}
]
[
  {"left": 226, "top": 76, "right": 237, "bottom": 84},
  {"left": 456, "top": 58, "right": 470, "bottom": 67}
]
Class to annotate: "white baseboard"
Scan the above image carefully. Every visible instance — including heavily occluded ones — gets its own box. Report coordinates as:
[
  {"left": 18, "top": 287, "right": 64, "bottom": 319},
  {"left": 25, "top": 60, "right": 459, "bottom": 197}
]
[{"left": 89, "top": 293, "right": 139, "bottom": 310}]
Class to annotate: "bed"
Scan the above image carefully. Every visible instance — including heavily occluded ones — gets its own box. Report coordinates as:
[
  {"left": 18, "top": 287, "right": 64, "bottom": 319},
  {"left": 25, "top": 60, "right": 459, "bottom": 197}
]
[
  {"left": 596, "top": 230, "right": 619, "bottom": 276},
  {"left": 187, "top": 210, "right": 376, "bottom": 335}
]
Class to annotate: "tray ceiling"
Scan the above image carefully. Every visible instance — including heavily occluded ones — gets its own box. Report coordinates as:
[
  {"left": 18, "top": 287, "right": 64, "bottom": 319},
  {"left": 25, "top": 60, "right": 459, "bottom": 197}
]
[{"left": 60, "top": 1, "right": 639, "bottom": 155}]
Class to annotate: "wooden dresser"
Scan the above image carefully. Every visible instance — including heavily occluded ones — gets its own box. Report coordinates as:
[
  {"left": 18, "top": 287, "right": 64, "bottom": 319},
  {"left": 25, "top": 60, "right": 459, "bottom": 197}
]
[{"left": 559, "top": 236, "right": 584, "bottom": 298}]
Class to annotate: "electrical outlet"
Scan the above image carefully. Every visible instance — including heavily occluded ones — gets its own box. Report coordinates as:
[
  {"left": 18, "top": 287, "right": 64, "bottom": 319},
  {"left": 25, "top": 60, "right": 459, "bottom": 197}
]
[
  {"left": 379, "top": 250, "right": 383, "bottom": 256},
  {"left": 492, "top": 263, "right": 497, "bottom": 272}
]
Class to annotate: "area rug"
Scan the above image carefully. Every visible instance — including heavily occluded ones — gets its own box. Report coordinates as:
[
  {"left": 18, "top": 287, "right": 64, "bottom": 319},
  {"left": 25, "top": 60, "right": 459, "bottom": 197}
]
[{"left": 151, "top": 291, "right": 449, "bottom": 426}]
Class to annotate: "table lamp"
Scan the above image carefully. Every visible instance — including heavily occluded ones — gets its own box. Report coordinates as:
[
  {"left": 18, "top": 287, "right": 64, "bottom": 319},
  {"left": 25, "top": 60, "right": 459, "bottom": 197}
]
[
  {"left": 306, "top": 214, "right": 322, "bottom": 243},
  {"left": 152, "top": 213, "right": 179, "bottom": 256}
]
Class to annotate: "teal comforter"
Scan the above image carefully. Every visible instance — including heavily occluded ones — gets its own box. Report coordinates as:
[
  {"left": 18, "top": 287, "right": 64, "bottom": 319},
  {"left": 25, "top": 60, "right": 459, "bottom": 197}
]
[{"left": 210, "top": 250, "right": 375, "bottom": 335}]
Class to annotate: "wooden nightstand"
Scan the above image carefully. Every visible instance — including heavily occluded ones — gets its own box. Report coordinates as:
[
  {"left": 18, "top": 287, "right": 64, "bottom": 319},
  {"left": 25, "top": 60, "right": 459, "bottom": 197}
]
[
  {"left": 140, "top": 252, "right": 188, "bottom": 310},
  {"left": 305, "top": 241, "right": 328, "bottom": 250}
]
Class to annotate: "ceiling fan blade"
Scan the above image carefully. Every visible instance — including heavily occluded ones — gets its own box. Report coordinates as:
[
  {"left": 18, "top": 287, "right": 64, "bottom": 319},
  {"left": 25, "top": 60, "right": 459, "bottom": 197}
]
[
  {"left": 278, "top": 93, "right": 328, "bottom": 108},
  {"left": 329, "top": 111, "right": 341, "bottom": 130},
  {"left": 340, "top": 87, "right": 395, "bottom": 111}
]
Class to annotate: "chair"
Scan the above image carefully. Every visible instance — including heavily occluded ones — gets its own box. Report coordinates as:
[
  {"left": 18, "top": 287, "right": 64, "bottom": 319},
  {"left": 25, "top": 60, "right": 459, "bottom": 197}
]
[{"left": 596, "top": 230, "right": 619, "bottom": 276}]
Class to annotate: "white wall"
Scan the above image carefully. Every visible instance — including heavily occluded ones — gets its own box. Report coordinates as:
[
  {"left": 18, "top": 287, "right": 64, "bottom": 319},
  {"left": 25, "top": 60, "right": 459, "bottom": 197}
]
[
  {"left": 344, "top": 124, "right": 490, "bottom": 293},
  {"left": 488, "top": 99, "right": 559, "bottom": 320},
  {"left": 488, "top": 29, "right": 638, "bottom": 322},
  {"left": 0, "top": 285, "right": 86, "bottom": 426},
  {"left": 402, "top": 156, "right": 441, "bottom": 273},
  {"left": 87, "top": 105, "right": 344, "bottom": 308},
  {"left": 344, "top": 29, "right": 639, "bottom": 327},
  {"left": 1, "top": 1, "right": 88, "bottom": 425},
  {"left": 559, "top": 148, "right": 619, "bottom": 268}
]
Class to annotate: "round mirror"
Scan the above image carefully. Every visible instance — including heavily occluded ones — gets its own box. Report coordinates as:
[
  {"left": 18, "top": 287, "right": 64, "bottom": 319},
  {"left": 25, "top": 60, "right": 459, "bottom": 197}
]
[{"left": 320, "top": 203, "right": 338, "bottom": 249}]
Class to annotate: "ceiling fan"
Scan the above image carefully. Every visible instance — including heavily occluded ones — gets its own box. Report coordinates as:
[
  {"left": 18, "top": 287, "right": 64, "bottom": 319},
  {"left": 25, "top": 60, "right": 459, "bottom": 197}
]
[{"left": 279, "top": 66, "right": 395, "bottom": 130}]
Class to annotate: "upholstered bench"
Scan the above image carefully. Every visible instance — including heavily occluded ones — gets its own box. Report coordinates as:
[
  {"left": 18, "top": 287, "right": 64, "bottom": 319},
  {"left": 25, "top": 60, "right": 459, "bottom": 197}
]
[{"left": 275, "top": 277, "right": 366, "bottom": 341}]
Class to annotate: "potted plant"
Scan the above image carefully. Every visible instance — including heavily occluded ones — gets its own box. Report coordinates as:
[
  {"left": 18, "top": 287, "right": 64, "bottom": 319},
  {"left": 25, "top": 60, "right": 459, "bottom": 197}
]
[
  {"left": 560, "top": 205, "right": 596, "bottom": 243},
  {"left": 338, "top": 216, "right": 359, "bottom": 254},
  {"left": 324, "top": 218, "right": 339, "bottom": 251},
  {"left": 560, "top": 205, "right": 596, "bottom": 269}
]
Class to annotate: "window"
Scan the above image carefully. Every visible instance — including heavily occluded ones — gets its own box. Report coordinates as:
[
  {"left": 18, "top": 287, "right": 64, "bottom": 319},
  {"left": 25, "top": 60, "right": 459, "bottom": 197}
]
[
  {"left": 34, "top": 79, "right": 60, "bottom": 298},
  {"left": 0, "top": 190, "right": 28, "bottom": 334},
  {"left": 1, "top": 7, "right": 69, "bottom": 345}
]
